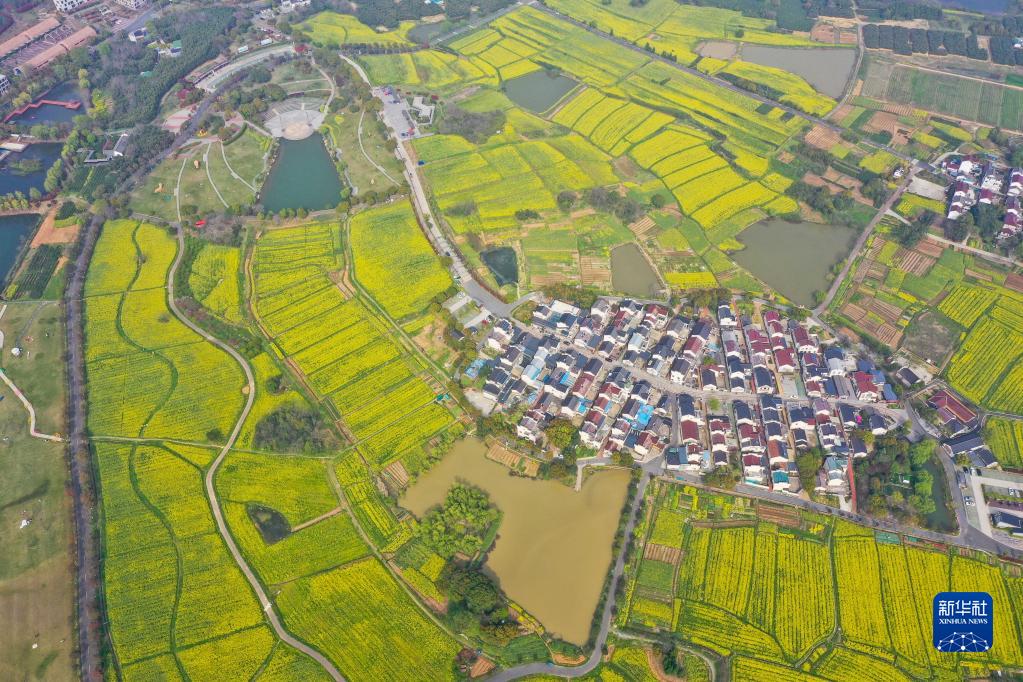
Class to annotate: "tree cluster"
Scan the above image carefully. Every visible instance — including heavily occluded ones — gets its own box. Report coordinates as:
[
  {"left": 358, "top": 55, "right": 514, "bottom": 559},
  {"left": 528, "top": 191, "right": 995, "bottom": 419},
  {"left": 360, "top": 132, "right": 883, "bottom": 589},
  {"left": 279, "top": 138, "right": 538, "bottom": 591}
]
[
  {"left": 419, "top": 484, "right": 499, "bottom": 559},
  {"left": 252, "top": 405, "right": 340, "bottom": 453},
  {"left": 856, "top": 437, "right": 940, "bottom": 524},
  {"left": 437, "top": 105, "right": 505, "bottom": 144},
  {"left": 785, "top": 180, "right": 854, "bottom": 218},
  {"left": 85, "top": 7, "right": 235, "bottom": 128},
  {"left": 587, "top": 186, "right": 642, "bottom": 222}
]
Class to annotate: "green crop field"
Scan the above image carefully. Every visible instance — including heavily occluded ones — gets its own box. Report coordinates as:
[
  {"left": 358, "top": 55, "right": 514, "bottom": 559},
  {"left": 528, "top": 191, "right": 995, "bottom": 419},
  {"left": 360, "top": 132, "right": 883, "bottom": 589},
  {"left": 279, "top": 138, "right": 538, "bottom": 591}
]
[
  {"left": 252, "top": 222, "right": 458, "bottom": 471},
  {"left": 349, "top": 202, "right": 452, "bottom": 319},
  {"left": 620, "top": 481, "right": 1023, "bottom": 679}
]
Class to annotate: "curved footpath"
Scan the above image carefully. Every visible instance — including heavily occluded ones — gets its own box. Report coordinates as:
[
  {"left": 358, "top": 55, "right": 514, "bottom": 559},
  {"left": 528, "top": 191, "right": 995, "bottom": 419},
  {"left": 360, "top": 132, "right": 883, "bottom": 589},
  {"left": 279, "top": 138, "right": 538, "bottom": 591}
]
[
  {"left": 489, "top": 471, "right": 653, "bottom": 681},
  {"left": 63, "top": 63, "right": 286, "bottom": 681},
  {"left": 165, "top": 229, "right": 345, "bottom": 681}
]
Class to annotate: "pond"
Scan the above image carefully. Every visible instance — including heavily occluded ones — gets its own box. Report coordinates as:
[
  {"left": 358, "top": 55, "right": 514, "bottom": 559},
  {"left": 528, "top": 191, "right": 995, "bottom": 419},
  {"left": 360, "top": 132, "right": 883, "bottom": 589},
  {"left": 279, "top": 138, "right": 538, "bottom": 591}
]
[
  {"left": 739, "top": 45, "right": 857, "bottom": 99},
  {"left": 0, "top": 213, "right": 41, "bottom": 288},
  {"left": 731, "top": 219, "right": 856, "bottom": 307},
  {"left": 259, "top": 133, "right": 343, "bottom": 213},
  {"left": 6, "top": 82, "right": 86, "bottom": 126},
  {"left": 400, "top": 438, "right": 630, "bottom": 644},
  {"left": 408, "top": 21, "right": 451, "bottom": 45},
  {"left": 503, "top": 70, "right": 578, "bottom": 113},
  {"left": 611, "top": 243, "right": 661, "bottom": 298},
  {"left": 921, "top": 457, "right": 958, "bottom": 533},
  {"left": 481, "top": 246, "right": 518, "bottom": 285},
  {"left": 0, "top": 142, "right": 62, "bottom": 197}
]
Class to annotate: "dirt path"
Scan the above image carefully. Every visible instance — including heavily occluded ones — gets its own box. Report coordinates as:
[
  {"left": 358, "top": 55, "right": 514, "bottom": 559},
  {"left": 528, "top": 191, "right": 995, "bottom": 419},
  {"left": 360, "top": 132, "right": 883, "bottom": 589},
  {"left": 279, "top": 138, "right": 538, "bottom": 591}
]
[
  {"left": 357, "top": 109, "right": 399, "bottom": 186},
  {"left": 0, "top": 368, "right": 64, "bottom": 441}
]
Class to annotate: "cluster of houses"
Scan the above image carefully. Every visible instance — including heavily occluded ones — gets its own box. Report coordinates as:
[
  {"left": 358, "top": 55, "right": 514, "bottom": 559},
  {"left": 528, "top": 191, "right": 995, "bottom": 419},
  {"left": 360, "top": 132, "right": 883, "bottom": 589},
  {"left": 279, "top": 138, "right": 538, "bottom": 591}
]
[
  {"left": 927, "top": 388, "right": 999, "bottom": 469},
  {"left": 475, "top": 297, "right": 896, "bottom": 497},
  {"left": 942, "top": 156, "right": 1023, "bottom": 242}
]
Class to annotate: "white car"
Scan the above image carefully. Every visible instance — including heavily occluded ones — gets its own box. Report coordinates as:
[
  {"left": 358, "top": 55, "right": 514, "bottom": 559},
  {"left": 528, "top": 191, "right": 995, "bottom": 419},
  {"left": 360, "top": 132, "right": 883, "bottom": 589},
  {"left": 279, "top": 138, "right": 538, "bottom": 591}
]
[{"left": 963, "top": 495, "right": 975, "bottom": 506}]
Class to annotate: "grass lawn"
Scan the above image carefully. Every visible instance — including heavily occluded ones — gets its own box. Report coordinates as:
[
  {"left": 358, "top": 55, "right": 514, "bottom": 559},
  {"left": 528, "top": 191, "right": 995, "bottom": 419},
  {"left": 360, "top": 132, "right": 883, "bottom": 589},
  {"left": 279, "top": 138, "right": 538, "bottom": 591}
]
[
  {"left": 131, "top": 155, "right": 185, "bottom": 222},
  {"left": 0, "top": 302, "right": 73, "bottom": 682},
  {"left": 206, "top": 142, "right": 255, "bottom": 208},
  {"left": 324, "top": 112, "right": 402, "bottom": 195},
  {"left": 223, "top": 130, "right": 269, "bottom": 191},
  {"left": 177, "top": 146, "right": 229, "bottom": 215},
  {"left": 902, "top": 309, "right": 961, "bottom": 367}
]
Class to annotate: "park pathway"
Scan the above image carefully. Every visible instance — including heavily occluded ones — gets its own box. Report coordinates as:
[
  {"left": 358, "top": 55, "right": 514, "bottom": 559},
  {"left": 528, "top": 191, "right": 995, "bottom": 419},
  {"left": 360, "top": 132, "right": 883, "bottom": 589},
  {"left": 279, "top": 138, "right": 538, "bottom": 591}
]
[{"left": 166, "top": 227, "right": 346, "bottom": 682}]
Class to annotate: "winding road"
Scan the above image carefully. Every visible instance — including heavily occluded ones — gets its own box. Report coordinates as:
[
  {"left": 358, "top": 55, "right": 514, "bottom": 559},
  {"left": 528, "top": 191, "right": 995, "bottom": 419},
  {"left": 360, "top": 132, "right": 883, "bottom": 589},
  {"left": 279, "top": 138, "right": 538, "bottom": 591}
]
[{"left": 165, "top": 228, "right": 345, "bottom": 681}]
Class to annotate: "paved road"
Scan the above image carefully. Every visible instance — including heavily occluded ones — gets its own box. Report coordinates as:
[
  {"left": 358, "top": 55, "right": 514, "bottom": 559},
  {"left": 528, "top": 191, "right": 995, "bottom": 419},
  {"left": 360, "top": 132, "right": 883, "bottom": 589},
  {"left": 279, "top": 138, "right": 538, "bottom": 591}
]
[
  {"left": 814, "top": 171, "right": 916, "bottom": 315},
  {"left": 197, "top": 44, "right": 297, "bottom": 92},
  {"left": 339, "top": 53, "right": 526, "bottom": 319},
  {"left": 166, "top": 229, "right": 345, "bottom": 681},
  {"left": 489, "top": 469, "right": 653, "bottom": 681},
  {"left": 925, "top": 232, "right": 1023, "bottom": 269}
]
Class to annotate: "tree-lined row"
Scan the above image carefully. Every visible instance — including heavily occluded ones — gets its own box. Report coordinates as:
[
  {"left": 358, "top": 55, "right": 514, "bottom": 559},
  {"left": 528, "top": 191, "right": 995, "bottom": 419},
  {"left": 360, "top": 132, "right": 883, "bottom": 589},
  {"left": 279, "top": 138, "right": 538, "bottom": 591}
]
[{"left": 862, "top": 24, "right": 988, "bottom": 60}]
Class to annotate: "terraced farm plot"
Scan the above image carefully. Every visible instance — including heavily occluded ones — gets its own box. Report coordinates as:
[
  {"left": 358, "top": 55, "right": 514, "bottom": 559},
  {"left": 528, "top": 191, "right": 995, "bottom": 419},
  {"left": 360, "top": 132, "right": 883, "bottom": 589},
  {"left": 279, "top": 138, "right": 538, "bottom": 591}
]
[
  {"left": 298, "top": 11, "right": 414, "bottom": 46},
  {"left": 415, "top": 133, "right": 615, "bottom": 233},
  {"left": 252, "top": 222, "right": 457, "bottom": 469},
  {"left": 625, "top": 480, "right": 1023, "bottom": 678},
  {"left": 276, "top": 557, "right": 460, "bottom": 681},
  {"left": 349, "top": 203, "right": 452, "bottom": 319}
]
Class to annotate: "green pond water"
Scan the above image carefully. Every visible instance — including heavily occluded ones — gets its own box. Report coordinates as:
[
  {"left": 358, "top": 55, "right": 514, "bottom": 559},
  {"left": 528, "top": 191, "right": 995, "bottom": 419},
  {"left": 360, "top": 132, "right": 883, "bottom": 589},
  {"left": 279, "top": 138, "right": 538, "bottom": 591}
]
[
  {"left": 481, "top": 247, "right": 518, "bottom": 285},
  {"left": 740, "top": 45, "right": 857, "bottom": 99},
  {"left": 259, "top": 134, "right": 343, "bottom": 213},
  {"left": 0, "top": 214, "right": 40, "bottom": 288},
  {"left": 400, "top": 438, "right": 629, "bottom": 644},
  {"left": 503, "top": 70, "right": 578, "bottom": 113},
  {"left": 611, "top": 243, "right": 660, "bottom": 298},
  {"left": 730, "top": 219, "right": 856, "bottom": 307}
]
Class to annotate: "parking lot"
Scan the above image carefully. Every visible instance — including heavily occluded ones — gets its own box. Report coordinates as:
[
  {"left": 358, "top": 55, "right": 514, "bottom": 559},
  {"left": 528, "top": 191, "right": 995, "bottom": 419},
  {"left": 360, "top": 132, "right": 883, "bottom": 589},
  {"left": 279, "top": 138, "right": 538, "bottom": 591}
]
[{"left": 374, "top": 86, "right": 423, "bottom": 139}]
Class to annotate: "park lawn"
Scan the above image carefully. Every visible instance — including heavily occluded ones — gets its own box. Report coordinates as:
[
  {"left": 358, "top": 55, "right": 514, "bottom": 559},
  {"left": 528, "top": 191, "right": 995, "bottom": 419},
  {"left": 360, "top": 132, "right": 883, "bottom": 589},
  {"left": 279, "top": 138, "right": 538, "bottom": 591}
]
[
  {"left": 177, "top": 147, "right": 228, "bottom": 216},
  {"left": 206, "top": 142, "right": 255, "bottom": 209},
  {"left": 0, "top": 300, "right": 66, "bottom": 432},
  {"left": 131, "top": 155, "right": 185, "bottom": 222},
  {"left": 323, "top": 112, "right": 402, "bottom": 195},
  {"left": 222, "top": 129, "right": 269, "bottom": 190},
  {"left": 0, "top": 308, "right": 73, "bottom": 682}
]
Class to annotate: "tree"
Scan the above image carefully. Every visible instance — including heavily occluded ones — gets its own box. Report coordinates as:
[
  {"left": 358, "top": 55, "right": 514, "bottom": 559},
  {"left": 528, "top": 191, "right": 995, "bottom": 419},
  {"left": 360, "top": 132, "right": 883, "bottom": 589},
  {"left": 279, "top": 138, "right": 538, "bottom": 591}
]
[
  {"left": 611, "top": 450, "right": 634, "bottom": 468},
  {"left": 796, "top": 448, "right": 824, "bottom": 492},
  {"left": 544, "top": 419, "right": 576, "bottom": 451},
  {"left": 419, "top": 484, "right": 499, "bottom": 559},
  {"left": 557, "top": 190, "right": 577, "bottom": 212},
  {"left": 440, "top": 563, "right": 505, "bottom": 616}
]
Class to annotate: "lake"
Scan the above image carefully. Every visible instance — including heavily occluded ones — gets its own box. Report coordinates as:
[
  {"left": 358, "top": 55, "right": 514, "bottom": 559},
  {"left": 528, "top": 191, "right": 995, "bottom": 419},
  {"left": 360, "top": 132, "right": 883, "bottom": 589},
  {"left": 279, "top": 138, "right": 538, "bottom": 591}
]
[
  {"left": 481, "top": 246, "right": 518, "bottom": 285},
  {"left": 6, "top": 82, "right": 86, "bottom": 126},
  {"left": 731, "top": 219, "right": 856, "bottom": 307},
  {"left": 259, "top": 133, "right": 343, "bottom": 213},
  {"left": 0, "top": 214, "right": 41, "bottom": 288},
  {"left": 0, "top": 143, "right": 62, "bottom": 197},
  {"left": 503, "top": 70, "right": 578, "bottom": 113},
  {"left": 740, "top": 45, "right": 857, "bottom": 99},
  {"left": 400, "top": 438, "right": 630, "bottom": 644},
  {"left": 611, "top": 243, "right": 661, "bottom": 298}
]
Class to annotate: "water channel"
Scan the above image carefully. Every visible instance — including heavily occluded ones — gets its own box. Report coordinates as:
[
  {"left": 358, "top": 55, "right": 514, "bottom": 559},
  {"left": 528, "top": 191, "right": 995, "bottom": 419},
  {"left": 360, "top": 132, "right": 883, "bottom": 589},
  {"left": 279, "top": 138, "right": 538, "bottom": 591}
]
[
  {"left": 610, "top": 243, "right": 661, "bottom": 298},
  {"left": 400, "top": 438, "right": 630, "bottom": 644},
  {"left": 0, "top": 213, "right": 41, "bottom": 287},
  {"left": 730, "top": 219, "right": 856, "bottom": 307},
  {"left": 6, "top": 82, "right": 86, "bottom": 126},
  {"left": 259, "top": 133, "right": 343, "bottom": 213},
  {"left": 503, "top": 70, "right": 578, "bottom": 113}
]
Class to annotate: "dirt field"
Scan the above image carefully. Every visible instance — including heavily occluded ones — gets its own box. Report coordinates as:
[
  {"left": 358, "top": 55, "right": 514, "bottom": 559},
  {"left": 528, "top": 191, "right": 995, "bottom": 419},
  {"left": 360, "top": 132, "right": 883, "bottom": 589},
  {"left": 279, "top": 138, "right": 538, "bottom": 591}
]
[
  {"left": 0, "top": 556, "right": 74, "bottom": 682},
  {"left": 29, "top": 207, "right": 78, "bottom": 248},
  {"left": 902, "top": 309, "right": 961, "bottom": 367},
  {"left": 805, "top": 124, "right": 841, "bottom": 150}
]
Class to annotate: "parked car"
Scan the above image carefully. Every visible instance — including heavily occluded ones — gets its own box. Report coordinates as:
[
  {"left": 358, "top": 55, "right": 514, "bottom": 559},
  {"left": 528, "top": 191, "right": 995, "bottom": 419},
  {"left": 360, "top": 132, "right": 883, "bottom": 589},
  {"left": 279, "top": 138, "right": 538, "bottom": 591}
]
[{"left": 964, "top": 495, "right": 975, "bottom": 506}]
